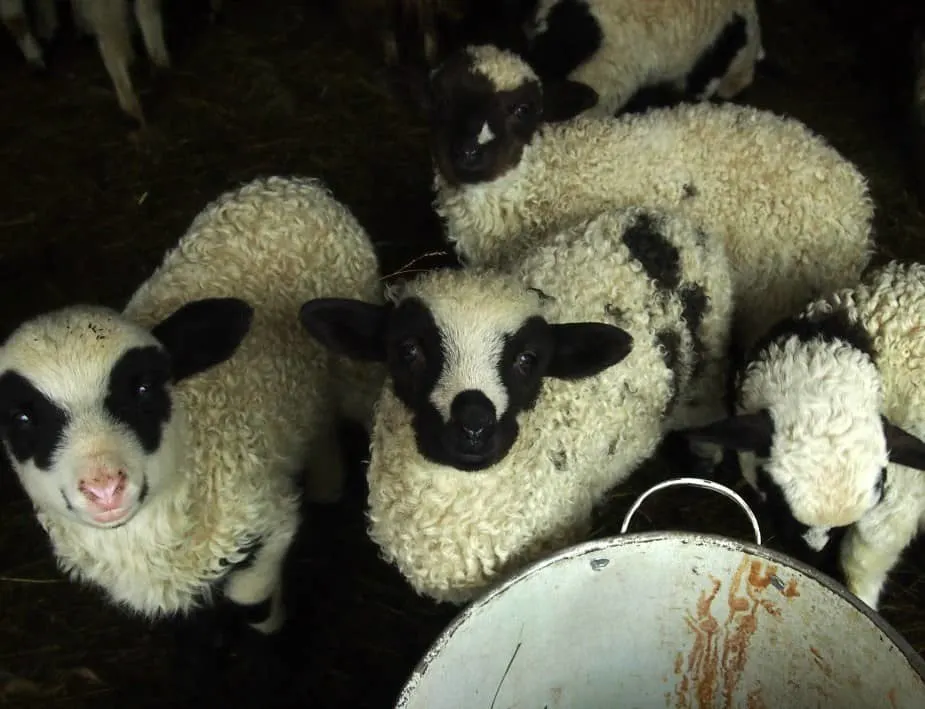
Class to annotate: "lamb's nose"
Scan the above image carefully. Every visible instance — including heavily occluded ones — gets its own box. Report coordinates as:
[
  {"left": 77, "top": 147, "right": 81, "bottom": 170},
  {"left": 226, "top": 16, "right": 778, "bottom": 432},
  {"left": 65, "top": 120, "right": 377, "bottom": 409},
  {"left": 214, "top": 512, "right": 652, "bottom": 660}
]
[{"left": 451, "top": 390, "right": 497, "bottom": 441}]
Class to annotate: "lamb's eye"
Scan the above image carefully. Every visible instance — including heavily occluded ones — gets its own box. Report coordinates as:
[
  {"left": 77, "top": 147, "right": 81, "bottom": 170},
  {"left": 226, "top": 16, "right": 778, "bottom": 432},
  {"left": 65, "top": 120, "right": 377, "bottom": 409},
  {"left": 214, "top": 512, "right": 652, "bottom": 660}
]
[
  {"left": 510, "top": 103, "right": 530, "bottom": 119},
  {"left": 398, "top": 339, "right": 425, "bottom": 368},
  {"left": 514, "top": 351, "right": 537, "bottom": 375},
  {"left": 10, "top": 409, "right": 32, "bottom": 430}
]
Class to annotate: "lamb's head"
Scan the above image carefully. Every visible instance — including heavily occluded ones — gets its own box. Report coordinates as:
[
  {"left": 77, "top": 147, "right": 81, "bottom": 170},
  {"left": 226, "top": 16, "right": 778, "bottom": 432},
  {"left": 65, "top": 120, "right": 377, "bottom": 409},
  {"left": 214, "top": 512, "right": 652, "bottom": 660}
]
[
  {"left": 682, "top": 311, "right": 925, "bottom": 554},
  {"left": 300, "top": 268, "right": 632, "bottom": 471},
  {"left": 423, "top": 44, "right": 546, "bottom": 187},
  {"left": 0, "top": 298, "right": 252, "bottom": 529}
]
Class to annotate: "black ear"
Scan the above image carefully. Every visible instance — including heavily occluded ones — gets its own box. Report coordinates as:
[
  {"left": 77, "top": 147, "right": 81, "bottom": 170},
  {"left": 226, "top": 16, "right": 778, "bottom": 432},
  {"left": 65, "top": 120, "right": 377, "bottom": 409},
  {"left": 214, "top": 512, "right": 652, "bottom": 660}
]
[
  {"left": 682, "top": 410, "right": 775, "bottom": 457},
  {"left": 150, "top": 297, "right": 254, "bottom": 382},
  {"left": 541, "top": 80, "right": 599, "bottom": 123},
  {"left": 299, "top": 298, "right": 389, "bottom": 362},
  {"left": 882, "top": 416, "right": 925, "bottom": 471},
  {"left": 546, "top": 322, "right": 633, "bottom": 380}
]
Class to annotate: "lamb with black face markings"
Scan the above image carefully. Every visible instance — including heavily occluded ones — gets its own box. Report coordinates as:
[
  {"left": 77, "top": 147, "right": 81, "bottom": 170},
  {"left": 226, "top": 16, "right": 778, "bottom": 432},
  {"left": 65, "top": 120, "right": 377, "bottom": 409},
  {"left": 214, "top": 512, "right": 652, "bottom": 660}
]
[
  {"left": 518, "top": 0, "right": 765, "bottom": 121},
  {"left": 425, "top": 44, "right": 874, "bottom": 352},
  {"left": 682, "top": 260, "right": 925, "bottom": 611},
  {"left": 300, "top": 205, "right": 734, "bottom": 604},
  {"left": 0, "top": 176, "right": 384, "bottom": 640}
]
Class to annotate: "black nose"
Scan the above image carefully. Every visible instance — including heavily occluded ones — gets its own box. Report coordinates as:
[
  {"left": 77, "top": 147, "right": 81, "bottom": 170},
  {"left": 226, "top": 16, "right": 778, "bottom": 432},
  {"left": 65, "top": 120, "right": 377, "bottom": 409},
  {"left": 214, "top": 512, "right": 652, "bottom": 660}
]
[
  {"left": 453, "top": 144, "right": 483, "bottom": 170},
  {"left": 450, "top": 390, "right": 497, "bottom": 442}
]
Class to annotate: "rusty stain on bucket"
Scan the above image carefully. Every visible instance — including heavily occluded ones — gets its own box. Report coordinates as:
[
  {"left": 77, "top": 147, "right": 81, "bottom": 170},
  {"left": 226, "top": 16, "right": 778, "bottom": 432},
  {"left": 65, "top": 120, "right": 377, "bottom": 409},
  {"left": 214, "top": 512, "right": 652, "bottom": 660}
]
[{"left": 672, "top": 556, "right": 801, "bottom": 709}]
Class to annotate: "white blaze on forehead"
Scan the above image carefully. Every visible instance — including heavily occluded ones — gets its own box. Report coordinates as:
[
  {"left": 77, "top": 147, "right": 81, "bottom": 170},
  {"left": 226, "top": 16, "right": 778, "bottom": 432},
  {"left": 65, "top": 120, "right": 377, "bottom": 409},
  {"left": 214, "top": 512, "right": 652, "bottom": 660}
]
[
  {"left": 400, "top": 270, "right": 542, "bottom": 423},
  {"left": 476, "top": 122, "right": 494, "bottom": 145},
  {"left": 466, "top": 45, "right": 538, "bottom": 92}
]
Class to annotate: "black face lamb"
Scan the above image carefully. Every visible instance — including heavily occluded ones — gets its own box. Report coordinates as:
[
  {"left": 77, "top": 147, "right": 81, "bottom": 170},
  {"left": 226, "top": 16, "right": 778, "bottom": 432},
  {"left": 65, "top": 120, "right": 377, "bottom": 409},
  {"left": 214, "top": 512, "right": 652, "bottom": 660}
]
[
  {"left": 424, "top": 44, "right": 596, "bottom": 185},
  {"left": 300, "top": 275, "right": 632, "bottom": 471}
]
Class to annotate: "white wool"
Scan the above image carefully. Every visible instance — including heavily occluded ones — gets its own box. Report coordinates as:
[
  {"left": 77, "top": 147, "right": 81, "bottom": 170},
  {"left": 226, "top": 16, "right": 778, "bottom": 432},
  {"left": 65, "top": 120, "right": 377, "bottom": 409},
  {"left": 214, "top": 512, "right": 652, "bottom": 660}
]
[
  {"left": 3, "top": 176, "right": 383, "bottom": 618},
  {"left": 468, "top": 43, "right": 539, "bottom": 91},
  {"left": 434, "top": 95, "right": 873, "bottom": 351},
  {"left": 735, "top": 260, "right": 925, "bottom": 610},
  {"left": 524, "top": 0, "right": 764, "bottom": 116},
  {"left": 367, "top": 206, "right": 733, "bottom": 604}
]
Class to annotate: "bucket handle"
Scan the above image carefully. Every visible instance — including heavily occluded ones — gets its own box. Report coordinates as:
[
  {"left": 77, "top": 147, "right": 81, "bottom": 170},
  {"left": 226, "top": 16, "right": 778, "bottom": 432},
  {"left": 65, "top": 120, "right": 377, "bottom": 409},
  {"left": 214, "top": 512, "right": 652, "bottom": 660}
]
[{"left": 619, "top": 477, "right": 763, "bottom": 546}]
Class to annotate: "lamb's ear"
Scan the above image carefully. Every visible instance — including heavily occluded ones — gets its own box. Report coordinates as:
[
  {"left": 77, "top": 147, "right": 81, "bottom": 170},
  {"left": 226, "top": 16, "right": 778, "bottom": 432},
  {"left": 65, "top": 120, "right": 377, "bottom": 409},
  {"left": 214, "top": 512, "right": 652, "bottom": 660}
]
[
  {"left": 547, "top": 322, "right": 633, "bottom": 380},
  {"left": 151, "top": 297, "right": 254, "bottom": 382},
  {"left": 882, "top": 416, "right": 925, "bottom": 471},
  {"left": 299, "top": 298, "right": 389, "bottom": 362},
  {"left": 681, "top": 410, "right": 775, "bottom": 456},
  {"left": 541, "top": 80, "right": 599, "bottom": 123}
]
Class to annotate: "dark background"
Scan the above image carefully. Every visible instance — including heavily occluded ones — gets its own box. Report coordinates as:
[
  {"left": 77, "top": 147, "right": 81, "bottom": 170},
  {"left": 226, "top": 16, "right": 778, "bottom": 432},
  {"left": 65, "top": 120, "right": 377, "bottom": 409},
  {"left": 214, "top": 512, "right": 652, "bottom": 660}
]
[{"left": 1, "top": 0, "right": 924, "bottom": 706}]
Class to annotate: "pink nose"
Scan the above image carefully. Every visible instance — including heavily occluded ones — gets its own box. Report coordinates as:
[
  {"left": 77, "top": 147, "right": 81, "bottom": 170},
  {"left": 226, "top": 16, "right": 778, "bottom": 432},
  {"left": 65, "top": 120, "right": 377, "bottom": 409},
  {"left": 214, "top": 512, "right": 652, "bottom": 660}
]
[{"left": 78, "top": 470, "right": 127, "bottom": 511}]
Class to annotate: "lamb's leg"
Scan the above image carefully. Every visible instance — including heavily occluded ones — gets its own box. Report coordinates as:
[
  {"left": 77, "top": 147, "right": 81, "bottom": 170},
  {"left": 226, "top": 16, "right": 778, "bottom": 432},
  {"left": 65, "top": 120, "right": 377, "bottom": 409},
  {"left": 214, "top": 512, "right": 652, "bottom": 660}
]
[
  {"left": 134, "top": 0, "right": 170, "bottom": 69},
  {"left": 224, "top": 530, "right": 296, "bottom": 635},
  {"left": 1, "top": 0, "right": 44, "bottom": 68},
  {"left": 839, "top": 498, "right": 921, "bottom": 610},
  {"left": 34, "top": 0, "right": 57, "bottom": 40},
  {"left": 89, "top": 0, "right": 145, "bottom": 124}
]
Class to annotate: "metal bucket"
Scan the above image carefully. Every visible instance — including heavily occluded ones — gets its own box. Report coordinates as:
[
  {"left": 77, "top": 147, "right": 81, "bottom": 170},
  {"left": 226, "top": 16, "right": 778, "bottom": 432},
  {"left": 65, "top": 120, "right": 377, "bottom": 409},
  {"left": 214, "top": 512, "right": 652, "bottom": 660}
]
[{"left": 395, "top": 478, "right": 925, "bottom": 708}]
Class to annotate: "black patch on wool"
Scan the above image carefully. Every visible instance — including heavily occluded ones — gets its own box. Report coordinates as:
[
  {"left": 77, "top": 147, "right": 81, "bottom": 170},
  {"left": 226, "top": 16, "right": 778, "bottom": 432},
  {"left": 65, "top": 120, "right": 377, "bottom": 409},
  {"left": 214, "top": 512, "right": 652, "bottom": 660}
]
[
  {"left": 686, "top": 13, "right": 749, "bottom": 97},
  {"left": 656, "top": 329, "right": 683, "bottom": 417},
  {"left": 621, "top": 212, "right": 681, "bottom": 292},
  {"left": 744, "top": 307, "right": 876, "bottom": 376},
  {"left": 524, "top": 0, "right": 603, "bottom": 80},
  {"left": 550, "top": 449, "right": 567, "bottom": 470},
  {"left": 679, "top": 283, "right": 709, "bottom": 378}
]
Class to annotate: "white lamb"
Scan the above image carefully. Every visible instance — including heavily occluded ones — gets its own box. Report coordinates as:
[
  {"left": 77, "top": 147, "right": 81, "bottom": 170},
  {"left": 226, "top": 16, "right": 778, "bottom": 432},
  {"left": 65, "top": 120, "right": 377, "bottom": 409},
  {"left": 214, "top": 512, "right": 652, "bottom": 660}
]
[
  {"left": 0, "top": 176, "right": 383, "bottom": 636},
  {"left": 518, "top": 0, "right": 764, "bottom": 120},
  {"left": 423, "top": 43, "right": 874, "bottom": 352},
  {"left": 299, "top": 204, "right": 734, "bottom": 603},
  {"left": 682, "top": 260, "right": 925, "bottom": 611}
]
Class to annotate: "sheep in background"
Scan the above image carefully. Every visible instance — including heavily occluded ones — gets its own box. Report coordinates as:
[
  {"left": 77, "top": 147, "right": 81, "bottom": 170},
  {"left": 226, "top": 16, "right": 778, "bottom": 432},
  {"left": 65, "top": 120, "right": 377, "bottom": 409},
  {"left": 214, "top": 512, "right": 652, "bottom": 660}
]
[
  {"left": 0, "top": 0, "right": 204, "bottom": 124},
  {"left": 425, "top": 44, "right": 873, "bottom": 353},
  {"left": 328, "top": 0, "right": 526, "bottom": 72},
  {"left": 912, "top": 28, "right": 925, "bottom": 207},
  {"left": 516, "top": 0, "right": 764, "bottom": 121},
  {"left": 682, "top": 260, "right": 925, "bottom": 612},
  {"left": 299, "top": 205, "right": 734, "bottom": 604},
  {"left": 0, "top": 176, "right": 383, "bottom": 642}
]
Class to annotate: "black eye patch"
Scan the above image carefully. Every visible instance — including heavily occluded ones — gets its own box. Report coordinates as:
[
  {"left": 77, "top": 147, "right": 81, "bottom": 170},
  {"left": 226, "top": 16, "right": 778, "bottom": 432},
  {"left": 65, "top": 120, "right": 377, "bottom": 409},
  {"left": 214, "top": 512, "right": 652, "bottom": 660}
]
[
  {"left": 104, "top": 346, "right": 172, "bottom": 454},
  {"left": 0, "top": 371, "right": 69, "bottom": 470},
  {"left": 499, "top": 316, "right": 554, "bottom": 415}
]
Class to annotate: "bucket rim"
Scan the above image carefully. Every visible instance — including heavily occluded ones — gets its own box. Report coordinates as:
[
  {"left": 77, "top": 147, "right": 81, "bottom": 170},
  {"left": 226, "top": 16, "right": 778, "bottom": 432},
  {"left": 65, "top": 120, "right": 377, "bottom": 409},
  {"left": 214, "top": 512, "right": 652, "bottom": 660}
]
[{"left": 394, "top": 530, "right": 925, "bottom": 706}]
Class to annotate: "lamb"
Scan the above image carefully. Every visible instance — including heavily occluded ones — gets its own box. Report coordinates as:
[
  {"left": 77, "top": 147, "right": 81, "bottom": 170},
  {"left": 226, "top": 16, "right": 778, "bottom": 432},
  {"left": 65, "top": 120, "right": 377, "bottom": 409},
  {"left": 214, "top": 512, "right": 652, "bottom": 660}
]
[
  {"left": 298, "top": 204, "right": 734, "bottom": 604},
  {"left": 0, "top": 0, "right": 177, "bottom": 124},
  {"left": 517, "top": 0, "right": 765, "bottom": 120},
  {"left": 681, "top": 260, "right": 925, "bottom": 612},
  {"left": 425, "top": 43, "right": 874, "bottom": 352},
  {"left": 0, "top": 176, "right": 383, "bottom": 635}
]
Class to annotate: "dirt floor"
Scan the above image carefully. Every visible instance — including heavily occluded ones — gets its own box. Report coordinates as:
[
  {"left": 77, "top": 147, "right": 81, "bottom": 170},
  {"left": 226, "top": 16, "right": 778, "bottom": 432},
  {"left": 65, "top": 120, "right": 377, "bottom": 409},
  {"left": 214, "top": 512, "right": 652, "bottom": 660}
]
[{"left": 1, "top": 0, "right": 924, "bottom": 707}]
